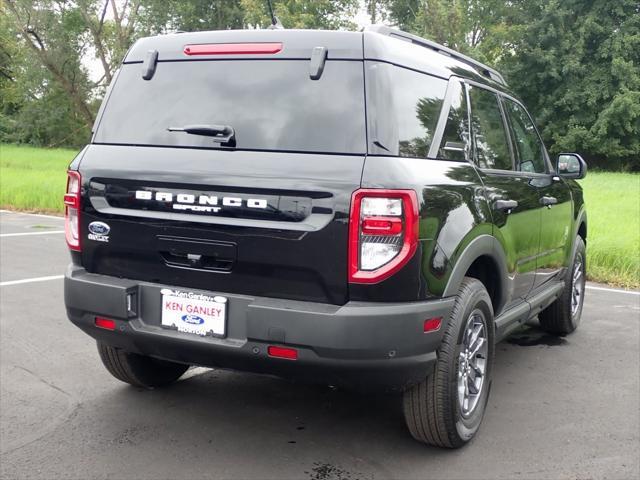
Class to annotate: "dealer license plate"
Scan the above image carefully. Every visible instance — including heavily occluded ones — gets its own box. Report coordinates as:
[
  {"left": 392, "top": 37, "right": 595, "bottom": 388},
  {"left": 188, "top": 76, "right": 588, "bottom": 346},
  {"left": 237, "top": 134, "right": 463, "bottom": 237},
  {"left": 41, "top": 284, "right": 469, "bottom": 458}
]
[{"left": 160, "top": 289, "right": 227, "bottom": 337}]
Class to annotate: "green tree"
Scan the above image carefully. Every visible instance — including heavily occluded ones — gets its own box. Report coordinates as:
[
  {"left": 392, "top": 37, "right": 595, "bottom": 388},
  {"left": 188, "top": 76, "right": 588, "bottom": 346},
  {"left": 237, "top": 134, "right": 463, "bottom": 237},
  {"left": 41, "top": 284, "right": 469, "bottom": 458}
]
[
  {"left": 242, "top": 0, "right": 359, "bottom": 30},
  {"left": 139, "top": 0, "right": 245, "bottom": 33},
  {"left": 497, "top": 0, "right": 640, "bottom": 169},
  {"left": 2, "top": 1, "right": 96, "bottom": 146},
  {"left": 385, "top": 0, "right": 509, "bottom": 63}
]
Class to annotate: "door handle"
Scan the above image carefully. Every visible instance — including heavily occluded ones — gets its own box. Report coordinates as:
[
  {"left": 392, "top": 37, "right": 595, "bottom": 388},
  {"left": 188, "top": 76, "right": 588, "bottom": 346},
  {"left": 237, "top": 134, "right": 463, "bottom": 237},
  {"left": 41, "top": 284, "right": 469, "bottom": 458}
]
[
  {"left": 494, "top": 199, "right": 518, "bottom": 212},
  {"left": 540, "top": 196, "right": 558, "bottom": 207}
]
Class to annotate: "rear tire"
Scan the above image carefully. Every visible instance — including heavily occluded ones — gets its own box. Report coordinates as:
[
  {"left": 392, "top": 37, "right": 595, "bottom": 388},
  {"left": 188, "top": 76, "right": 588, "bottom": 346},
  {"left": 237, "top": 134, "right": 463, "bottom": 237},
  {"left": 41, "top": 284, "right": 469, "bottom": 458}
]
[
  {"left": 539, "top": 236, "right": 586, "bottom": 335},
  {"left": 97, "top": 342, "right": 189, "bottom": 388},
  {"left": 403, "top": 277, "right": 495, "bottom": 448}
]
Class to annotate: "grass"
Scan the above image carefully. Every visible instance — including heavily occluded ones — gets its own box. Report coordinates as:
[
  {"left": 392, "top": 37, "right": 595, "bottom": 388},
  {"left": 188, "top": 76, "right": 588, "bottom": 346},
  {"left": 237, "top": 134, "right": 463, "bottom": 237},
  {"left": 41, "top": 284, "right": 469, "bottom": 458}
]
[
  {"left": 0, "top": 144, "right": 77, "bottom": 213},
  {"left": 1, "top": 143, "right": 638, "bottom": 288},
  {"left": 578, "top": 172, "right": 639, "bottom": 288}
]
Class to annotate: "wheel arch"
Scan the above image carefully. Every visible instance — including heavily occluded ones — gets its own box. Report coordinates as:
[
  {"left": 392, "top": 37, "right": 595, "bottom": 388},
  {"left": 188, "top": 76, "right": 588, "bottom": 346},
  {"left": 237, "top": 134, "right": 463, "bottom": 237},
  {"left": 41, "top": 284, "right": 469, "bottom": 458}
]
[
  {"left": 576, "top": 209, "right": 587, "bottom": 244},
  {"left": 442, "top": 235, "right": 509, "bottom": 316}
]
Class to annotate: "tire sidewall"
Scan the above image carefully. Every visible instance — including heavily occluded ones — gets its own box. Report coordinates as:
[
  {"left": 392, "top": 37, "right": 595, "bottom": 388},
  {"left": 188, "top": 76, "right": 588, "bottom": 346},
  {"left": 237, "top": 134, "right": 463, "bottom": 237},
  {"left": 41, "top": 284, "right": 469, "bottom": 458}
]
[{"left": 447, "top": 283, "right": 495, "bottom": 442}]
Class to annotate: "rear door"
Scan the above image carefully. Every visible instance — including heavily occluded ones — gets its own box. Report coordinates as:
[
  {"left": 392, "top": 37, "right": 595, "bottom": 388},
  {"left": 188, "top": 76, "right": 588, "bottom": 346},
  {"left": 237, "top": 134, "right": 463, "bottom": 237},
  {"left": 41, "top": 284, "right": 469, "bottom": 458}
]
[
  {"left": 80, "top": 36, "right": 366, "bottom": 305},
  {"left": 466, "top": 83, "right": 540, "bottom": 306},
  {"left": 502, "top": 97, "right": 573, "bottom": 287}
]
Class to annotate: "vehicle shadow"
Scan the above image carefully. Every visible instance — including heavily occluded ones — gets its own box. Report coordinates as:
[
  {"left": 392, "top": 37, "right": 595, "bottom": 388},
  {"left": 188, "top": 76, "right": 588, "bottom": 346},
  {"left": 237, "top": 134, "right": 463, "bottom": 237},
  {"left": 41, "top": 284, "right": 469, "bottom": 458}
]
[{"left": 84, "top": 321, "right": 568, "bottom": 478}]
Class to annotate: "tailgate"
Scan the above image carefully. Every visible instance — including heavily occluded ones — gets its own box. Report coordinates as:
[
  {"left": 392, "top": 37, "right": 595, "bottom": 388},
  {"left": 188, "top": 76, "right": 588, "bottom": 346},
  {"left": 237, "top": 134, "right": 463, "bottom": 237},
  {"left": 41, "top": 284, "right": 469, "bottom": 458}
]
[{"left": 78, "top": 145, "right": 363, "bottom": 305}]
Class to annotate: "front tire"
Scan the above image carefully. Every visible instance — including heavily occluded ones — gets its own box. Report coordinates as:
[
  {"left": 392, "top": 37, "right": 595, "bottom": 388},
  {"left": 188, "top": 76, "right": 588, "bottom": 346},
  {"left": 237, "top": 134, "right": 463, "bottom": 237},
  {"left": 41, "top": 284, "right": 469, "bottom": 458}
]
[
  {"left": 403, "top": 277, "right": 495, "bottom": 448},
  {"left": 539, "top": 236, "right": 586, "bottom": 335},
  {"left": 97, "top": 342, "right": 189, "bottom": 388}
]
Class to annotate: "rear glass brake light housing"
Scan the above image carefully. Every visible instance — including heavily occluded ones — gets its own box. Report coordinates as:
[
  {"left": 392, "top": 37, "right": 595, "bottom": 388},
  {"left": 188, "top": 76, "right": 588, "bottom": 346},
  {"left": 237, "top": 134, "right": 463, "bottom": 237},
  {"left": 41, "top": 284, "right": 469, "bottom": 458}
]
[
  {"left": 183, "top": 43, "right": 283, "bottom": 56},
  {"left": 349, "top": 189, "right": 419, "bottom": 284},
  {"left": 64, "top": 170, "right": 81, "bottom": 251}
]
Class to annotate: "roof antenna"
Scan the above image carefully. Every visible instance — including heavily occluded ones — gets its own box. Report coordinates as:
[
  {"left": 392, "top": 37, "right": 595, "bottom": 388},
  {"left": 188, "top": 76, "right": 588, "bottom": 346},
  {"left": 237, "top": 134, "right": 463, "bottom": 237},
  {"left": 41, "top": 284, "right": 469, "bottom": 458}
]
[{"left": 266, "top": 0, "right": 283, "bottom": 29}]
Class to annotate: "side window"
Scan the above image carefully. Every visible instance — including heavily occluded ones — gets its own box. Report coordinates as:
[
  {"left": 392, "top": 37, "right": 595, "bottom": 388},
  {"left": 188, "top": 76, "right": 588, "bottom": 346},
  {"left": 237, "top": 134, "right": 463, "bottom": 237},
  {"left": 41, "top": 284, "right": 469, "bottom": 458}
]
[
  {"left": 366, "top": 62, "right": 448, "bottom": 158},
  {"left": 468, "top": 86, "right": 512, "bottom": 170},
  {"left": 438, "top": 81, "right": 469, "bottom": 161},
  {"left": 503, "top": 99, "right": 547, "bottom": 173},
  {"left": 394, "top": 67, "right": 447, "bottom": 158}
]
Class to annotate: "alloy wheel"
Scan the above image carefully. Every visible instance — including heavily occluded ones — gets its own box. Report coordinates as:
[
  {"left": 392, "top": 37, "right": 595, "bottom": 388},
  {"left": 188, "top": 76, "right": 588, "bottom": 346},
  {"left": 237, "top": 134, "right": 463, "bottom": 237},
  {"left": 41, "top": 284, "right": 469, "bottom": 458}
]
[{"left": 457, "top": 310, "right": 489, "bottom": 417}]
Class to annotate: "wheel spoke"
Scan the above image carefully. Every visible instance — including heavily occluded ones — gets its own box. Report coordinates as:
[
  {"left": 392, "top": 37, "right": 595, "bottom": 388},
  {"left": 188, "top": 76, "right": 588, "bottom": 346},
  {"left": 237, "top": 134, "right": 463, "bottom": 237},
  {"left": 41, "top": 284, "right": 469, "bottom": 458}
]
[
  {"left": 468, "top": 323, "right": 482, "bottom": 349},
  {"left": 469, "top": 337, "right": 485, "bottom": 357},
  {"left": 467, "top": 375, "right": 478, "bottom": 395},
  {"left": 463, "top": 325, "right": 472, "bottom": 347}
]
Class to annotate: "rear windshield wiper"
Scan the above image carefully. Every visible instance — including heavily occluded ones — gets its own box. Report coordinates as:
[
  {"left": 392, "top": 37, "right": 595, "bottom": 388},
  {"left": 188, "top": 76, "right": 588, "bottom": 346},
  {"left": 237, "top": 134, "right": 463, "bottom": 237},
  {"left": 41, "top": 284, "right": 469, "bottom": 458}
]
[{"left": 168, "top": 124, "right": 235, "bottom": 145}]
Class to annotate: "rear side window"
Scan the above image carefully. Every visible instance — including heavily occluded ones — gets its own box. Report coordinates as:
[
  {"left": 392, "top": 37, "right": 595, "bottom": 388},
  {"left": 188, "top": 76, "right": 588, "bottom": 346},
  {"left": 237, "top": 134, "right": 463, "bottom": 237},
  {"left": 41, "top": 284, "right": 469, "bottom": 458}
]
[
  {"left": 468, "top": 86, "right": 512, "bottom": 170},
  {"left": 366, "top": 62, "right": 447, "bottom": 158},
  {"left": 503, "top": 99, "right": 547, "bottom": 173},
  {"left": 94, "top": 60, "right": 366, "bottom": 155},
  {"left": 437, "top": 80, "right": 469, "bottom": 161}
]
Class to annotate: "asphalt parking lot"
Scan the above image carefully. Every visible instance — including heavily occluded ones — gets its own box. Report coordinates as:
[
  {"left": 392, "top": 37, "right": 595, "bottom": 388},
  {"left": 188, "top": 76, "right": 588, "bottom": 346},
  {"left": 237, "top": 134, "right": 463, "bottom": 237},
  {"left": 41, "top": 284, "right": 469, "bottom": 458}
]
[{"left": 1, "top": 210, "right": 638, "bottom": 480}]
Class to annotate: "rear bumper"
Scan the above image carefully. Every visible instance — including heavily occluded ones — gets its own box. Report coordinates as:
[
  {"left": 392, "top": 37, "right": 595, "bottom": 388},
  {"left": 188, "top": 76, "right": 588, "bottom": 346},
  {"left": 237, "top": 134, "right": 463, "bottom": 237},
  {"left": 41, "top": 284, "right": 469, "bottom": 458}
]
[{"left": 64, "top": 265, "right": 455, "bottom": 391}]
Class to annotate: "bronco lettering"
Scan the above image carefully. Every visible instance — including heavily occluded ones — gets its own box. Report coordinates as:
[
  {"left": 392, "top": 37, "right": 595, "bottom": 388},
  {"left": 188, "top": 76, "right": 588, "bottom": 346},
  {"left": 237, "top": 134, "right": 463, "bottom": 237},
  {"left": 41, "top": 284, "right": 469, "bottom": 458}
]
[{"left": 134, "top": 190, "right": 268, "bottom": 212}]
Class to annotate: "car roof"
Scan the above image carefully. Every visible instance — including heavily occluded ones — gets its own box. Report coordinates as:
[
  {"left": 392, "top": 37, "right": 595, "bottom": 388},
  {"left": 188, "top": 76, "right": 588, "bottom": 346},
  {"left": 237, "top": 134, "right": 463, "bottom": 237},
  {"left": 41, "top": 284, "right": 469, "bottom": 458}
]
[
  {"left": 124, "top": 27, "right": 509, "bottom": 92},
  {"left": 123, "top": 29, "right": 364, "bottom": 62}
]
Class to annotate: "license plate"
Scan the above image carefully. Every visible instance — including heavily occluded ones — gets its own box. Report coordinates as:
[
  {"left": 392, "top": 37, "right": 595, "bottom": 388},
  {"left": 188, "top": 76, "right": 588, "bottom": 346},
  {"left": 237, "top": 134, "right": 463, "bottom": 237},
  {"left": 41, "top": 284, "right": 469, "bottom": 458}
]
[{"left": 160, "top": 289, "right": 226, "bottom": 337}]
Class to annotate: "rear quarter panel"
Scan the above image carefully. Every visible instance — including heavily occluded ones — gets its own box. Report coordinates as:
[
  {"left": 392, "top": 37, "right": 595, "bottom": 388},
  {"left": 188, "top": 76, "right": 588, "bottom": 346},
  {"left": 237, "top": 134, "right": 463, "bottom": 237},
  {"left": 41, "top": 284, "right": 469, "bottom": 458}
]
[{"left": 352, "top": 156, "right": 492, "bottom": 302}]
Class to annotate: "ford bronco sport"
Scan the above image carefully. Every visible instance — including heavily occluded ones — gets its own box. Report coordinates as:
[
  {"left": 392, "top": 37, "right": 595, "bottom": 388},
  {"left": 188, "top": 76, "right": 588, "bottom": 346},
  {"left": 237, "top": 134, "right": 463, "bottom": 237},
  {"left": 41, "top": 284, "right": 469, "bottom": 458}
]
[{"left": 64, "top": 25, "right": 588, "bottom": 448}]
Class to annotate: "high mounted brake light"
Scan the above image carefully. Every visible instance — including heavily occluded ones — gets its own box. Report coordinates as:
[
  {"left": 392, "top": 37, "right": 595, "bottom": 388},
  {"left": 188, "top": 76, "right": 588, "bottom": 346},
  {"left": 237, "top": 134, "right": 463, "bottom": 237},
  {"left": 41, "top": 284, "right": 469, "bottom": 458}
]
[
  {"left": 348, "top": 189, "right": 419, "bottom": 284},
  {"left": 183, "top": 43, "right": 283, "bottom": 56},
  {"left": 64, "top": 170, "right": 81, "bottom": 251}
]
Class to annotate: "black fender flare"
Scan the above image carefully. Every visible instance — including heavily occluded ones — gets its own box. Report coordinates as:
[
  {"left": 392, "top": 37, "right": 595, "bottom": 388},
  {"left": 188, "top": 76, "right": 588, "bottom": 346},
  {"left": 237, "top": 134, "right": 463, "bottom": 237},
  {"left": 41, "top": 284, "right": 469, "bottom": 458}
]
[
  {"left": 575, "top": 207, "right": 587, "bottom": 241},
  {"left": 563, "top": 207, "right": 587, "bottom": 281},
  {"left": 442, "top": 235, "right": 510, "bottom": 315}
]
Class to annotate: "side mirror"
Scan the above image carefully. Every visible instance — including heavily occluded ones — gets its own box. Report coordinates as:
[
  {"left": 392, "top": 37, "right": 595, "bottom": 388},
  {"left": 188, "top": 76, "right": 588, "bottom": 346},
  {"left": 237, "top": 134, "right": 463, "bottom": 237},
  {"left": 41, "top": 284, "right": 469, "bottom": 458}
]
[{"left": 557, "top": 153, "right": 587, "bottom": 179}]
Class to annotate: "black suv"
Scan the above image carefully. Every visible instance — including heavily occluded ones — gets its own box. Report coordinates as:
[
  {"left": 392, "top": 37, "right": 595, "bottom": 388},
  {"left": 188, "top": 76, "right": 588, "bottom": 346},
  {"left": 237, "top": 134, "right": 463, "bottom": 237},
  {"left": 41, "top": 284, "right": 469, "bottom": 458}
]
[{"left": 64, "top": 25, "right": 587, "bottom": 448}]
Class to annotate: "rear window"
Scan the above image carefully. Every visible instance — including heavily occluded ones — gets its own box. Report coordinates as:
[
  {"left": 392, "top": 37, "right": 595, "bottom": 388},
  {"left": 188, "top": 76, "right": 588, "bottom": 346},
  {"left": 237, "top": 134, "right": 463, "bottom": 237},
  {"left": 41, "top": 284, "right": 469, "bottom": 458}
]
[{"left": 94, "top": 60, "right": 366, "bottom": 155}]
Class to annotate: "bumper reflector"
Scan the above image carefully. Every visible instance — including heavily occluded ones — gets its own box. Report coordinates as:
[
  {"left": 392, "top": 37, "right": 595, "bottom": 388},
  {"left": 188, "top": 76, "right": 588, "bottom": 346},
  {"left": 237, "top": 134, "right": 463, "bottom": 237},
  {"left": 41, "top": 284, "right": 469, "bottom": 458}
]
[
  {"left": 95, "top": 317, "right": 116, "bottom": 331},
  {"left": 423, "top": 317, "right": 442, "bottom": 333},
  {"left": 267, "top": 345, "right": 298, "bottom": 360}
]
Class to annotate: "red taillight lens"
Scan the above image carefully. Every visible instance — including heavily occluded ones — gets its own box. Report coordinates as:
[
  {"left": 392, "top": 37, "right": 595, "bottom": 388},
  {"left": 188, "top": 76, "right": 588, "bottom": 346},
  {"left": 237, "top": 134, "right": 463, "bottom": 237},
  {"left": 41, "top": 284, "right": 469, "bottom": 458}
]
[
  {"left": 95, "top": 316, "right": 116, "bottom": 330},
  {"left": 183, "top": 43, "right": 283, "bottom": 56},
  {"left": 348, "top": 189, "right": 419, "bottom": 284},
  {"left": 267, "top": 346, "right": 298, "bottom": 360},
  {"left": 64, "top": 170, "right": 81, "bottom": 251}
]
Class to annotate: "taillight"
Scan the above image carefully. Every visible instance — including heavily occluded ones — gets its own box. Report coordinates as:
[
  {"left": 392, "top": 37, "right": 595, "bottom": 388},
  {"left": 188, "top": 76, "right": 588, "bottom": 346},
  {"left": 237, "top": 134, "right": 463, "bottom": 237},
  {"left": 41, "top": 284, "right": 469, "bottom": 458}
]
[
  {"left": 348, "top": 189, "right": 419, "bottom": 284},
  {"left": 64, "top": 170, "right": 81, "bottom": 251}
]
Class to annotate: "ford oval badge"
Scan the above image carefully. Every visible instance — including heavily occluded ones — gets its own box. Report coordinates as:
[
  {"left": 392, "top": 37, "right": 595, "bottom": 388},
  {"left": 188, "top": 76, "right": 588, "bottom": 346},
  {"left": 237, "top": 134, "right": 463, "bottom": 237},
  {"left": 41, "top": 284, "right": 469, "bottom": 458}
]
[
  {"left": 181, "top": 314, "right": 205, "bottom": 325},
  {"left": 88, "top": 221, "right": 110, "bottom": 235}
]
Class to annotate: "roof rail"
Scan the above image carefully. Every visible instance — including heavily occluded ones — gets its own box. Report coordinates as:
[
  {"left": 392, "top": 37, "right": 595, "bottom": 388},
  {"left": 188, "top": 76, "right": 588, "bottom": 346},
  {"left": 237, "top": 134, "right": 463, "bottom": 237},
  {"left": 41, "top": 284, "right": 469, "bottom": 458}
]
[{"left": 365, "top": 24, "right": 507, "bottom": 86}]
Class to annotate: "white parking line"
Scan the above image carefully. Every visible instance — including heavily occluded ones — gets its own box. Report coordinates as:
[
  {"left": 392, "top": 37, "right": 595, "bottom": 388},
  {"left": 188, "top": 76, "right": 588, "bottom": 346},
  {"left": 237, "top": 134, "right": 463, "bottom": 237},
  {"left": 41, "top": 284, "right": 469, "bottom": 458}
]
[
  {"left": 0, "top": 231, "right": 65, "bottom": 237},
  {"left": 0, "top": 275, "right": 64, "bottom": 287},
  {"left": 0, "top": 210, "right": 64, "bottom": 220},
  {"left": 585, "top": 285, "right": 640, "bottom": 296}
]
